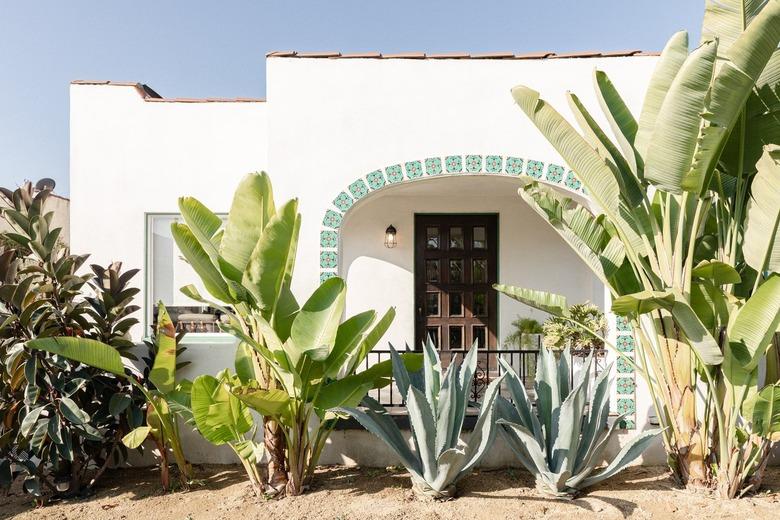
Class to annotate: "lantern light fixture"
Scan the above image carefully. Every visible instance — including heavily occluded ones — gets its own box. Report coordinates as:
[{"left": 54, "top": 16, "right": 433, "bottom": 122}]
[{"left": 384, "top": 225, "right": 397, "bottom": 248}]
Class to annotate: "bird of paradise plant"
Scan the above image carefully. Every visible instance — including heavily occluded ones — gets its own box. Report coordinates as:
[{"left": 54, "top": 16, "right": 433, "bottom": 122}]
[{"left": 496, "top": 0, "right": 780, "bottom": 497}]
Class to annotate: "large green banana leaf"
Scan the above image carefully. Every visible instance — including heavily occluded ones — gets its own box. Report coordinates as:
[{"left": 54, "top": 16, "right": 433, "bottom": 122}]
[
  {"left": 612, "top": 289, "right": 723, "bottom": 365},
  {"left": 191, "top": 374, "right": 253, "bottom": 445},
  {"left": 219, "top": 172, "right": 276, "bottom": 275},
  {"left": 742, "top": 145, "right": 780, "bottom": 273},
  {"left": 289, "top": 277, "right": 346, "bottom": 358},
  {"left": 684, "top": 1, "right": 780, "bottom": 194},
  {"left": 149, "top": 303, "right": 177, "bottom": 393},
  {"left": 26, "top": 337, "right": 125, "bottom": 376},
  {"left": 171, "top": 222, "right": 234, "bottom": 303},
  {"left": 593, "top": 70, "right": 641, "bottom": 176},
  {"left": 511, "top": 85, "right": 620, "bottom": 217},
  {"left": 644, "top": 40, "right": 717, "bottom": 193},
  {"left": 493, "top": 284, "right": 569, "bottom": 316},
  {"left": 635, "top": 31, "right": 689, "bottom": 158},
  {"left": 178, "top": 196, "right": 223, "bottom": 263},
  {"left": 728, "top": 274, "right": 780, "bottom": 369},
  {"left": 242, "top": 198, "right": 301, "bottom": 319}
]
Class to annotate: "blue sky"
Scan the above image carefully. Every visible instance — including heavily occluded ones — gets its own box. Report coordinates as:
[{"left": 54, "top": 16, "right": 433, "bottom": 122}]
[{"left": 0, "top": 1, "right": 703, "bottom": 195}]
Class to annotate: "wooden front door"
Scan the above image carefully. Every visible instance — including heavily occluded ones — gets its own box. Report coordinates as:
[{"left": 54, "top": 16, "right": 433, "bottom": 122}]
[{"left": 414, "top": 214, "right": 498, "bottom": 351}]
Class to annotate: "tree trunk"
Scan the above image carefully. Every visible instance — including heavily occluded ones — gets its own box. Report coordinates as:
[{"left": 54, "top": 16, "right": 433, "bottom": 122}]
[
  {"left": 264, "top": 418, "right": 287, "bottom": 493},
  {"left": 657, "top": 316, "right": 709, "bottom": 487}
]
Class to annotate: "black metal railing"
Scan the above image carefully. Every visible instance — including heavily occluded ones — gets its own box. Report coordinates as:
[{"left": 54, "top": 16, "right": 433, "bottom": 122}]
[{"left": 363, "top": 345, "right": 608, "bottom": 407}]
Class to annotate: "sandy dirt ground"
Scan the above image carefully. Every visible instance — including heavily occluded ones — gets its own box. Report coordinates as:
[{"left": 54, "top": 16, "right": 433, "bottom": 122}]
[{"left": 2, "top": 464, "right": 779, "bottom": 520}]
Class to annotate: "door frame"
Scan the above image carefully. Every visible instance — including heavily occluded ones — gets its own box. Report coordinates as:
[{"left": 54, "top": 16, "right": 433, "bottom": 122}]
[{"left": 413, "top": 212, "right": 500, "bottom": 351}]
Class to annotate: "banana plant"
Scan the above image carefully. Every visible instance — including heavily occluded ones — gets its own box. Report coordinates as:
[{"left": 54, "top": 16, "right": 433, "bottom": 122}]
[
  {"left": 27, "top": 303, "right": 194, "bottom": 491},
  {"left": 222, "top": 276, "right": 422, "bottom": 496},
  {"left": 337, "top": 340, "right": 505, "bottom": 500},
  {"left": 497, "top": 347, "right": 661, "bottom": 498},
  {"left": 500, "top": 0, "right": 780, "bottom": 496},
  {"left": 171, "top": 172, "right": 299, "bottom": 491},
  {"left": 190, "top": 370, "right": 266, "bottom": 495}
]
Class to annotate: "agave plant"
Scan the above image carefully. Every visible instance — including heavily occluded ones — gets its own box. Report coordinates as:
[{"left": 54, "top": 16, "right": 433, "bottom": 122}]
[
  {"left": 337, "top": 341, "right": 505, "bottom": 500},
  {"left": 497, "top": 347, "right": 660, "bottom": 498}
]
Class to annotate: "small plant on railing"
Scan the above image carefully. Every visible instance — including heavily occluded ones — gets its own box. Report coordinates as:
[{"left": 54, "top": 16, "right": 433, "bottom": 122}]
[
  {"left": 496, "top": 347, "right": 661, "bottom": 498},
  {"left": 542, "top": 302, "right": 606, "bottom": 357},
  {"left": 503, "top": 317, "right": 543, "bottom": 349},
  {"left": 337, "top": 339, "right": 505, "bottom": 500}
]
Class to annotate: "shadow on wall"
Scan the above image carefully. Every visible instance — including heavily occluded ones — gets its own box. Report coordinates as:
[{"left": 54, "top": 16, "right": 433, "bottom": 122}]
[{"left": 337, "top": 175, "right": 604, "bottom": 350}]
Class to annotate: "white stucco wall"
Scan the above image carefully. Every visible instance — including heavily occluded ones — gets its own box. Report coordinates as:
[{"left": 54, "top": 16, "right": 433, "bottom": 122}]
[
  {"left": 70, "top": 54, "right": 667, "bottom": 466},
  {"left": 339, "top": 175, "right": 603, "bottom": 349},
  {"left": 69, "top": 84, "right": 268, "bottom": 335},
  {"left": 265, "top": 55, "right": 659, "bottom": 301}
]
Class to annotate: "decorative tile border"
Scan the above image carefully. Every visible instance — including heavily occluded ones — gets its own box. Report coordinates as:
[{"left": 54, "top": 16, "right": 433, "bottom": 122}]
[
  {"left": 320, "top": 154, "right": 584, "bottom": 280},
  {"left": 615, "top": 315, "right": 637, "bottom": 429},
  {"left": 316, "top": 153, "right": 635, "bottom": 428}
]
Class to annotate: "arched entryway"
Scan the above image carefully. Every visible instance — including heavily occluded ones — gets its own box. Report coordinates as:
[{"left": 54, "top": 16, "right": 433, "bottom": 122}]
[{"left": 318, "top": 153, "right": 637, "bottom": 429}]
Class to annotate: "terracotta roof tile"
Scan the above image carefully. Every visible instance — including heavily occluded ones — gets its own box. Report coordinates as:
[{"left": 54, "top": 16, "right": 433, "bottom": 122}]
[
  {"left": 552, "top": 51, "right": 602, "bottom": 59},
  {"left": 381, "top": 52, "right": 427, "bottom": 59},
  {"left": 264, "top": 49, "right": 659, "bottom": 60},
  {"left": 339, "top": 52, "right": 382, "bottom": 58},
  {"left": 295, "top": 51, "right": 341, "bottom": 58},
  {"left": 470, "top": 51, "right": 515, "bottom": 59},
  {"left": 600, "top": 49, "right": 642, "bottom": 57},
  {"left": 427, "top": 52, "right": 471, "bottom": 59},
  {"left": 513, "top": 52, "right": 557, "bottom": 59}
]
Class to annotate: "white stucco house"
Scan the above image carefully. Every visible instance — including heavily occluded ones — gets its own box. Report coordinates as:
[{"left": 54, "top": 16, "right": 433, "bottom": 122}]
[{"left": 69, "top": 49, "right": 663, "bottom": 464}]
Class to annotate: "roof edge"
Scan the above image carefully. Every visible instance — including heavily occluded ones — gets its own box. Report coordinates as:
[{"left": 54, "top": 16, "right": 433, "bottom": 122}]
[
  {"left": 264, "top": 49, "right": 656, "bottom": 60},
  {"left": 70, "top": 80, "right": 266, "bottom": 103}
]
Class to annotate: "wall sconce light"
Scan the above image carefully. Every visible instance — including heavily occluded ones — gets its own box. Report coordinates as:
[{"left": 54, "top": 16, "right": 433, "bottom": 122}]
[{"left": 384, "top": 225, "right": 397, "bottom": 248}]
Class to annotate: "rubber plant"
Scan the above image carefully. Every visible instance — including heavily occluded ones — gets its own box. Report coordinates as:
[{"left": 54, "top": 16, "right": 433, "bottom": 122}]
[
  {"left": 0, "top": 184, "right": 143, "bottom": 499},
  {"left": 497, "top": 0, "right": 780, "bottom": 496},
  {"left": 497, "top": 347, "right": 661, "bottom": 498},
  {"left": 337, "top": 340, "right": 505, "bottom": 500},
  {"left": 27, "top": 302, "right": 194, "bottom": 490}
]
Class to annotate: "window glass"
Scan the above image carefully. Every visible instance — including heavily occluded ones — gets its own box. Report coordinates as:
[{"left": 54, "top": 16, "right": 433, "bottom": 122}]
[
  {"left": 426, "top": 260, "right": 440, "bottom": 282},
  {"left": 425, "top": 292, "right": 440, "bottom": 316},
  {"left": 449, "top": 326, "right": 463, "bottom": 349},
  {"left": 449, "top": 292, "right": 464, "bottom": 317},
  {"left": 472, "top": 259, "right": 487, "bottom": 283},
  {"left": 473, "top": 292, "right": 488, "bottom": 316},
  {"left": 449, "top": 259, "right": 464, "bottom": 283},
  {"left": 473, "top": 325, "right": 487, "bottom": 349},
  {"left": 426, "top": 227, "right": 440, "bottom": 249},
  {"left": 426, "top": 326, "right": 440, "bottom": 347},
  {"left": 449, "top": 227, "right": 464, "bottom": 249},
  {"left": 148, "top": 214, "right": 227, "bottom": 333},
  {"left": 473, "top": 226, "right": 487, "bottom": 249}
]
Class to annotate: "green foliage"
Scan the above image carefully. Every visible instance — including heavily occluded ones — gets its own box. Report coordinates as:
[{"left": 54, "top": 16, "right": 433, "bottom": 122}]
[
  {"left": 503, "top": 317, "right": 543, "bottom": 349},
  {"left": 500, "top": 0, "right": 780, "bottom": 496},
  {"left": 542, "top": 302, "right": 606, "bottom": 356},
  {"left": 175, "top": 173, "right": 416, "bottom": 496},
  {"left": 27, "top": 302, "right": 194, "bottom": 491},
  {"left": 338, "top": 340, "right": 504, "bottom": 500},
  {"left": 497, "top": 348, "right": 661, "bottom": 497},
  {"left": 0, "top": 184, "right": 145, "bottom": 498}
]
